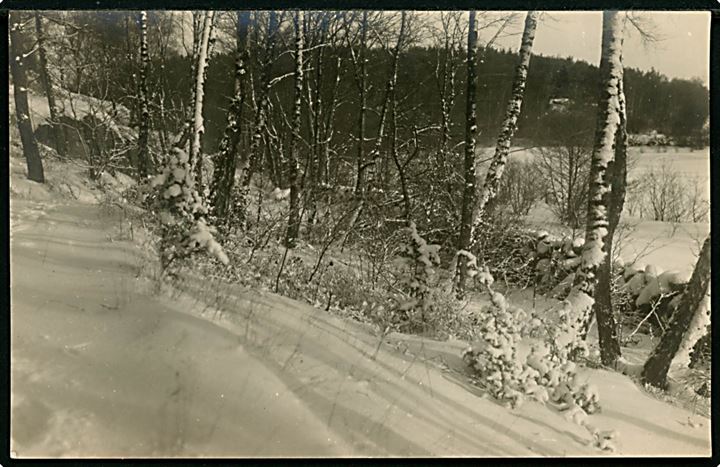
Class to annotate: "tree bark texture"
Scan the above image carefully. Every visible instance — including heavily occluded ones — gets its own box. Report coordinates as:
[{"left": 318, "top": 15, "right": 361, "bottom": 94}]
[
  {"left": 210, "top": 11, "right": 250, "bottom": 221},
  {"left": 34, "top": 12, "right": 67, "bottom": 159},
  {"left": 569, "top": 11, "right": 626, "bottom": 325},
  {"left": 136, "top": 11, "right": 151, "bottom": 179},
  {"left": 454, "top": 10, "right": 479, "bottom": 293},
  {"left": 642, "top": 236, "right": 711, "bottom": 389},
  {"left": 10, "top": 17, "right": 45, "bottom": 183}
]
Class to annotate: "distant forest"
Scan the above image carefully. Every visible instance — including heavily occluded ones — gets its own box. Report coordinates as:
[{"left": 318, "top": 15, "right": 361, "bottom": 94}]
[
  {"left": 196, "top": 47, "right": 710, "bottom": 151},
  {"left": 21, "top": 15, "right": 708, "bottom": 156}
]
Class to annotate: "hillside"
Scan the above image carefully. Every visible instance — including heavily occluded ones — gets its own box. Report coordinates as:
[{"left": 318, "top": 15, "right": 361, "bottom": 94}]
[{"left": 9, "top": 149, "right": 711, "bottom": 457}]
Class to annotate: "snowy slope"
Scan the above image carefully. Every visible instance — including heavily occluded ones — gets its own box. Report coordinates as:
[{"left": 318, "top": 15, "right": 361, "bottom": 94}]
[{"left": 9, "top": 157, "right": 711, "bottom": 457}]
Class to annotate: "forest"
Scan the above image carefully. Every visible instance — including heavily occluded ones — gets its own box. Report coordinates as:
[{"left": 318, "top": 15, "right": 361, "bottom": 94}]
[{"left": 9, "top": 10, "right": 712, "bottom": 458}]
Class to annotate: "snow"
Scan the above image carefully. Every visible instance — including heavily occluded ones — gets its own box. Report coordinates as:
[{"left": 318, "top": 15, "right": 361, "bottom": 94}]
[{"left": 9, "top": 145, "right": 710, "bottom": 457}]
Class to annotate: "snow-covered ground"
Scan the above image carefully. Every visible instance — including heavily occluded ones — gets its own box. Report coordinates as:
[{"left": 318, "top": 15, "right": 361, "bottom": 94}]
[{"left": 9, "top": 153, "right": 711, "bottom": 457}]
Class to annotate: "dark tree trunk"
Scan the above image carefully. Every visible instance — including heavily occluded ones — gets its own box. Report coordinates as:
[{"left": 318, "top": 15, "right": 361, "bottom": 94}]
[
  {"left": 34, "top": 12, "right": 67, "bottom": 159},
  {"left": 210, "top": 11, "right": 250, "bottom": 221},
  {"left": 455, "top": 10, "right": 479, "bottom": 294},
  {"left": 10, "top": 18, "right": 45, "bottom": 183},
  {"left": 368, "top": 12, "right": 405, "bottom": 182},
  {"left": 642, "top": 236, "right": 711, "bottom": 389}
]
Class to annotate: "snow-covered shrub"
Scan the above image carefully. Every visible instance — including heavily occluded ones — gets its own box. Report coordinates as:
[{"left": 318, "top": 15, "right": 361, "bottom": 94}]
[
  {"left": 627, "top": 163, "right": 710, "bottom": 223},
  {"left": 392, "top": 222, "right": 462, "bottom": 335},
  {"left": 532, "top": 231, "right": 586, "bottom": 296},
  {"left": 150, "top": 148, "right": 229, "bottom": 271},
  {"left": 462, "top": 267, "right": 603, "bottom": 418},
  {"left": 463, "top": 267, "right": 528, "bottom": 407}
]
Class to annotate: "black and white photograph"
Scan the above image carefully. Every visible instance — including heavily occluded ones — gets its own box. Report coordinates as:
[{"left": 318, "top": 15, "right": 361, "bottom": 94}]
[{"left": 7, "top": 6, "right": 713, "bottom": 458}]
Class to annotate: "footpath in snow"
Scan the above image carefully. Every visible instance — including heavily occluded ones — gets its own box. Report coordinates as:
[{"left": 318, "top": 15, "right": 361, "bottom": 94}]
[{"left": 10, "top": 170, "right": 711, "bottom": 457}]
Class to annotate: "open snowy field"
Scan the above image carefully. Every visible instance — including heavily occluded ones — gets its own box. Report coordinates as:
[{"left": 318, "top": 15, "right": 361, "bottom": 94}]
[
  {"left": 9, "top": 154, "right": 711, "bottom": 457},
  {"left": 501, "top": 146, "right": 710, "bottom": 275},
  {"left": 506, "top": 146, "right": 710, "bottom": 183}
]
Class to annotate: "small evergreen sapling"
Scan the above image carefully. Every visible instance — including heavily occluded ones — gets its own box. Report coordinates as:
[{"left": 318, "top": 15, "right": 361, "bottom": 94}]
[
  {"left": 469, "top": 266, "right": 528, "bottom": 407},
  {"left": 462, "top": 267, "right": 609, "bottom": 446},
  {"left": 151, "top": 148, "right": 229, "bottom": 270},
  {"left": 393, "top": 222, "right": 442, "bottom": 332}
]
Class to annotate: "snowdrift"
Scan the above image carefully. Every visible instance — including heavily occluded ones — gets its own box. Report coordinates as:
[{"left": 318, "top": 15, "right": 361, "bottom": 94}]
[{"left": 9, "top": 157, "right": 711, "bottom": 457}]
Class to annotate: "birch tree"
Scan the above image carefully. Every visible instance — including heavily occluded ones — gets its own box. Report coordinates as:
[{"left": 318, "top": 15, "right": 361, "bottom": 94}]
[
  {"left": 554, "top": 11, "right": 626, "bottom": 359},
  {"left": 210, "top": 10, "right": 251, "bottom": 221},
  {"left": 470, "top": 11, "right": 539, "bottom": 240},
  {"left": 34, "top": 12, "right": 67, "bottom": 159},
  {"left": 10, "top": 14, "right": 45, "bottom": 183},
  {"left": 285, "top": 10, "right": 305, "bottom": 249},
  {"left": 642, "top": 236, "right": 711, "bottom": 389},
  {"left": 190, "top": 11, "right": 215, "bottom": 188},
  {"left": 593, "top": 57, "right": 628, "bottom": 366},
  {"left": 136, "top": 11, "right": 151, "bottom": 179},
  {"left": 454, "top": 10, "right": 479, "bottom": 293}
]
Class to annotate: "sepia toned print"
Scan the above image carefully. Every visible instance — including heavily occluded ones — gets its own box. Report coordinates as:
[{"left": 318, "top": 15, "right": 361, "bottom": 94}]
[{"left": 9, "top": 9, "right": 710, "bottom": 457}]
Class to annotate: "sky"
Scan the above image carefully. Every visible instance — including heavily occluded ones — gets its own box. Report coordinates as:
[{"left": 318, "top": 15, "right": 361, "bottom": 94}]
[
  {"left": 180, "top": 10, "right": 710, "bottom": 87},
  {"left": 488, "top": 11, "right": 710, "bottom": 86}
]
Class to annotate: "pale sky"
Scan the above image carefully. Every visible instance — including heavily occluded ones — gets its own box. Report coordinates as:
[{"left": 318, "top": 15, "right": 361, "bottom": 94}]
[
  {"left": 489, "top": 11, "right": 710, "bottom": 86},
  {"left": 183, "top": 10, "right": 710, "bottom": 87}
]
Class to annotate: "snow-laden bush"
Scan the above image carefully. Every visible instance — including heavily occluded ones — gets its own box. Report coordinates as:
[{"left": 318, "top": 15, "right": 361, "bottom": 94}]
[
  {"left": 463, "top": 268, "right": 606, "bottom": 441},
  {"left": 150, "top": 148, "right": 228, "bottom": 270},
  {"left": 463, "top": 266, "right": 529, "bottom": 407},
  {"left": 532, "top": 231, "right": 586, "bottom": 295},
  {"left": 391, "top": 222, "right": 462, "bottom": 335}
]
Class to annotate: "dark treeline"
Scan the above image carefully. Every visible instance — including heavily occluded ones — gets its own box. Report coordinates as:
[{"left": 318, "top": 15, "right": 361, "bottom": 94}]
[
  {"left": 161, "top": 46, "right": 711, "bottom": 153},
  {"left": 21, "top": 11, "right": 708, "bottom": 161}
]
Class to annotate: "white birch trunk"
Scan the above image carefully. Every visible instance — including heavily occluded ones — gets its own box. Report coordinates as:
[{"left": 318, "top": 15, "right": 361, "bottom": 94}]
[
  {"left": 454, "top": 10, "right": 479, "bottom": 293},
  {"left": 556, "top": 11, "right": 626, "bottom": 357},
  {"left": 469, "top": 11, "right": 539, "bottom": 245},
  {"left": 137, "top": 11, "right": 151, "bottom": 178},
  {"left": 190, "top": 11, "right": 215, "bottom": 188}
]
